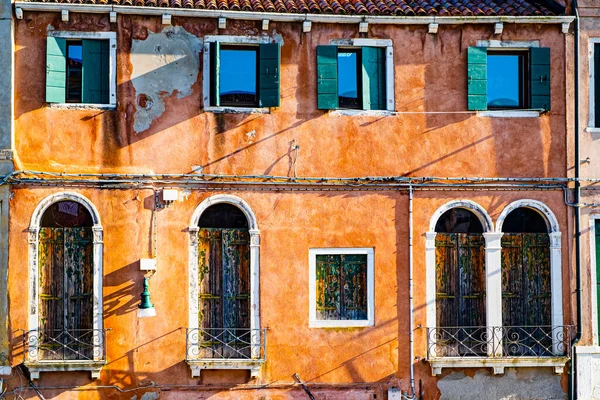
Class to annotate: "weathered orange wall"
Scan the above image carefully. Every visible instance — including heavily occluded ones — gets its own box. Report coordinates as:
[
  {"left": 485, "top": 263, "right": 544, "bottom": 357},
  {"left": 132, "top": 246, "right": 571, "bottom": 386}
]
[{"left": 9, "top": 12, "right": 573, "bottom": 399}]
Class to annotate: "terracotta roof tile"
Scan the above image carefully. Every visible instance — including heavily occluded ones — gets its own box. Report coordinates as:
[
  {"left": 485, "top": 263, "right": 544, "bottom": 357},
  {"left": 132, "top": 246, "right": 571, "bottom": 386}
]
[{"left": 23, "top": 0, "right": 562, "bottom": 16}]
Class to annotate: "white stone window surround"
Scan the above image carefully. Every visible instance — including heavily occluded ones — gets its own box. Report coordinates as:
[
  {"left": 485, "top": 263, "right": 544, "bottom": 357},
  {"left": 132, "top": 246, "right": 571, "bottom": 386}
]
[
  {"left": 47, "top": 31, "right": 117, "bottom": 109},
  {"left": 328, "top": 38, "right": 395, "bottom": 113},
  {"left": 27, "top": 192, "right": 104, "bottom": 380},
  {"left": 187, "top": 194, "right": 262, "bottom": 378},
  {"left": 426, "top": 199, "right": 566, "bottom": 375},
  {"left": 475, "top": 40, "right": 543, "bottom": 118},
  {"left": 588, "top": 38, "right": 600, "bottom": 132},
  {"left": 203, "top": 35, "right": 278, "bottom": 114},
  {"left": 589, "top": 214, "right": 600, "bottom": 345},
  {"left": 308, "top": 247, "right": 375, "bottom": 328}
]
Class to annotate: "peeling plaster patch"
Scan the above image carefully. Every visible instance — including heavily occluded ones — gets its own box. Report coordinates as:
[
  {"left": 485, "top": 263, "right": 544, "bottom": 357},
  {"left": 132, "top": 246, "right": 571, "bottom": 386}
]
[
  {"left": 131, "top": 26, "right": 202, "bottom": 133},
  {"left": 437, "top": 369, "right": 565, "bottom": 400},
  {"left": 141, "top": 392, "right": 160, "bottom": 400}
]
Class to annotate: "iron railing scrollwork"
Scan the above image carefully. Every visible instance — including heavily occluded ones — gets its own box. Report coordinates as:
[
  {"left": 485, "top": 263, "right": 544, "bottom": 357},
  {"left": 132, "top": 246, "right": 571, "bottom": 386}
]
[
  {"left": 427, "top": 326, "right": 573, "bottom": 359},
  {"left": 186, "top": 328, "right": 266, "bottom": 361},
  {"left": 23, "top": 329, "right": 106, "bottom": 362}
]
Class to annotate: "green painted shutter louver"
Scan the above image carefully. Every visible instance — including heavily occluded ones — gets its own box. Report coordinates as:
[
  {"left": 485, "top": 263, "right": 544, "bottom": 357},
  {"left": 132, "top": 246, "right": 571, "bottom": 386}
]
[
  {"left": 259, "top": 43, "right": 280, "bottom": 108},
  {"left": 467, "top": 47, "right": 487, "bottom": 111},
  {"left": 530, "top": 47, "right": 551, "bottom": 111},
  {"left": 362, "top": 47, "right": 386, "bottom": 111},
  {"left": 46, "top": 37, "right": 67, "bottom": 103},
  {"left": 317, "top": 45, "right": 338, "bottom": 110},
  {"left": 82, "top": 40, "right": 110, "bottom": 104},
  {"left": 210, "top": 41, "right": 221, "bottom": 107}
]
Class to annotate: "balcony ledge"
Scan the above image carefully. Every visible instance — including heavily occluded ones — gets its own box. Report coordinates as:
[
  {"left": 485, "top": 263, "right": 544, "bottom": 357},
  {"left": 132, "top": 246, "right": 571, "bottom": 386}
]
[
  {"left": 428, "top": 356, "right": 569, "bottom": 376},
  {"left": 186, "top": 359, "right": 265, "bottom": 378},
  {"left": 24, "top": 360, "right": 106, "bottom": 380}
]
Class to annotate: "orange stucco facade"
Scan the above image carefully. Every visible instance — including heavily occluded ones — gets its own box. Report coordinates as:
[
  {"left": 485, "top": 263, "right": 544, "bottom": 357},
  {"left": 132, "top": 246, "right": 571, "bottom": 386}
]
[{"left": 5, "top": 10, "right": 576, "bottom": 400}]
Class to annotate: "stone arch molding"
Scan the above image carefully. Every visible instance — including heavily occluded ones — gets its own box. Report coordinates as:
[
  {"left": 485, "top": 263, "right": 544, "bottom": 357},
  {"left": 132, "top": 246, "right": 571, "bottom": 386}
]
[
  {"left": 495, "top": 199, "right": 560, "bottom": 234},
  {"left": 27, "top": 192, "right": 104, "bottom": 379},
  {"left": 187, "top": 195, "right": 262, "bottom": 378},
  {"left": 428, "top": 199, "right": 494, "bottom": 233}
]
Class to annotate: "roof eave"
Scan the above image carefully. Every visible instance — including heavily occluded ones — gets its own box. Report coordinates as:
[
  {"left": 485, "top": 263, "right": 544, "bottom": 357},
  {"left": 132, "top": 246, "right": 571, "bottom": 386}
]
[{"left": 13, "top": 2, "right": 576, "bottom": 25}]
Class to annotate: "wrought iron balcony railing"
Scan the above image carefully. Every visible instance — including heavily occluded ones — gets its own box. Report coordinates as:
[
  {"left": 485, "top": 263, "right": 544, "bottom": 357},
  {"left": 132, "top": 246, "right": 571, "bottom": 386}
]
[
  {"left": 23, "top": 329, "right": 106, "bottom": 362},
  {"left": 427, "top": 326, "right": 573, "bottom": 359},
  {"left": 186, "top": 328, "right": 266, "bottom": 361}
]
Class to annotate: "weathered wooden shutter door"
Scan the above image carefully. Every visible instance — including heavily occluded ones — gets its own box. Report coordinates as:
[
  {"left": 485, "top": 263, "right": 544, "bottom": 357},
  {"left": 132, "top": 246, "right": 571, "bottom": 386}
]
[
  {"left": 457, "top": 234, "right": 486, "bottom": 327},
  {"left": 210, "top": 42, "right": 221, "bottom": 107},
  {"left": 64, "top": 227, "right": 94, "bottom": 360},
  {"left": 82, "top": 40, "right": 110, "bottom": 104},
  {"left": 523, "top": 233, "right": 551, "bottom": 326},
  {"left": 38, "top": 228, "right": 65, "bottom": 360},
  {"left": 316, "top": 254, "right": 341, "bottom": 320},
  {"left": 258, "top": 43, "right": 280, "bottom": 108},
  {"left": 501, "top": 234, "right": 524, "bottom": 327},
  {"left": 46, "top": 37, "right": 67, "bottom": 103},
  {"left": 198, "top": 228, "right": 224, "bottom": 331},
  {"left": 502, "top": 233, "right": 551, "bottom": 326},
  {"left": 435, "top": 233, "right": 458, "bottom": 327},
  {"left": 362, "top": 47, "right": 386, "bottom": 111},
  {"left": 467, "top": 47, "right": 487, "bottom": 111},
  {"left": 341, "top": 254, "right": 368, "bottom": 320},
  {"left": 316, "top": 45, "right": 338, "bottom": 110},
  {"left": 530, "top": 47, "right": 551, "bottom": 111},
  {"left": 222, "top": 229, "right": 250, "bottom": 330}
]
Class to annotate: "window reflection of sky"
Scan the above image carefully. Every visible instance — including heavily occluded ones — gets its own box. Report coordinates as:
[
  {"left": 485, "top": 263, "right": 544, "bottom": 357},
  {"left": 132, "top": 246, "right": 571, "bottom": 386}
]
[
  {"left": 338, "top": 52, "right": 358, "bottom": 98},
  {"left": 220, "top": 49, "right": 257, "bottom": 95},
  {"left": 487, "top": 55, "right": 520, "bottom": 108},
  {"left": 68, "top": 43, "right": 83, "bottom": 64}
]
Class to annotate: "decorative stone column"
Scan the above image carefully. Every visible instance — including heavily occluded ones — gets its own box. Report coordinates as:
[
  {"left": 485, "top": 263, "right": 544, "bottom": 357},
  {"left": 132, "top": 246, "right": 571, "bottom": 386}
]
[
  {"left": 549, "top": 232, "right": 563, "bottom": 355},
  {"left": 483, "top": 232, "right": 504, "bottom": 357},
  {"left": 425, "top": 232, "right": 437, "bottom": 357}
]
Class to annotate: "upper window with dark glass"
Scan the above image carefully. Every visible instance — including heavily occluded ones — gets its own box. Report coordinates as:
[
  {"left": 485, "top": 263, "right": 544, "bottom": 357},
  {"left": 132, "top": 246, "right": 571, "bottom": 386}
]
[
  {"left": 487, "top": 52, "right": 527, "bottom": 109},
  {"left": 337, "top": 49, "right": 362, "bottom": 109},
  {"left": 208, "top": 41, "right": 281, "bottom": 109}
]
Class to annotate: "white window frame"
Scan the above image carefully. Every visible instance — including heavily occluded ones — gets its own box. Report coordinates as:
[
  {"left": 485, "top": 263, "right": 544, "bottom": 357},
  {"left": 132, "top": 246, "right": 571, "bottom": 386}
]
[
  {"left": 27, "top": 192, "right": 104, "bottom": 380},
  {"left": 589, "top": 214, "right": 600, "bottom": 345},
  {"left": 47, "top": 31, "right": 117, "bottom": 109},
  {"left": 309, "top": 247, "right": 374, "bottom": 328},
  {"left": 588, "top": 38, "right": 600, "bottom": 132},
  {"left": 328, "top": 38, "right": 395, "bottom": 113},
  {"left": 203, "top": 35, "right": 274, "bottom": 114},
  {"left": 475, "top": 40, "right": 542, "bottom": 118}
]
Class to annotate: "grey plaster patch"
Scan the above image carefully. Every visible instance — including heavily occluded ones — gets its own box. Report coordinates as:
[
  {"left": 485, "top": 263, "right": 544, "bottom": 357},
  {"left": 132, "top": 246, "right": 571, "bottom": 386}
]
[
  {"left": 437, "top": 369, "right": 566, "bottom": 400},
  {"left": 131, "top": 26, "right": 202, "bottom": 133}
]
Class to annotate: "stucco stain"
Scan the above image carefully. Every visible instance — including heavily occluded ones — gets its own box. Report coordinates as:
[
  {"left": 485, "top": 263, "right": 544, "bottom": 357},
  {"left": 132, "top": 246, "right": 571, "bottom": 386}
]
[{"left": 130, "top": 26, "right": 202, "bottom": 133}]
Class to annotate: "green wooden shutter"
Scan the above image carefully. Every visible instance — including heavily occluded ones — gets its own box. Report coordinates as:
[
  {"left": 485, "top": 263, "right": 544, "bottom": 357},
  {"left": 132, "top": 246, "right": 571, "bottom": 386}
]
[
  {"left": 317, "top": 45, "right": 338, "bottom": 110},
  {"left": 258, "top": 43, "right": 280, "bottom": 108},
  {"left": 82, "top": 40, "right": 110, "bottom": 104},
  {"left": 467, "top": 47, "right": 487, "bottom": 111},
  {"left": 530, "top": 47, "right": 551, "bottom": 111},
  {"left": 46, "top": 37, "right": 67, "bottom": 103},
  {"left": 210, "top": 41, "right": 221, "bottom": 107},
  {"left": 362, "top": 47, "right": 386, "bottom": 111}
]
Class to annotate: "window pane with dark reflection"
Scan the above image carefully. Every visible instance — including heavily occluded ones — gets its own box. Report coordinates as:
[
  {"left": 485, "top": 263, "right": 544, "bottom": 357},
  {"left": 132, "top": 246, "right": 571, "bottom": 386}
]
[
  {"left": 66, "top": 41, "right": 83, "bottom": 103},
  {"left": 487, "top": 54, "right": 522, "bottom": 109},
  {"left": 338, "top": 51, "right": 360, "bottom": 109},
  {"left": 220, "top": 48, "right": 257, "bottom": 106}
]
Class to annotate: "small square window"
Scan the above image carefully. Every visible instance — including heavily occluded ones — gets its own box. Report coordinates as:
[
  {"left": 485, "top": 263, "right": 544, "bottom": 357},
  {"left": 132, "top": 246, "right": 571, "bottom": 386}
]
[
  {"left": 205, "top": 39, "right": 281, "bottom": 110},
  {"left": 46, "top": 33, "right": 116, "bottom": 106},
  {"left": 487, "top": 52, "right": 528, "bottom": 109},
  {"left": 309, "top": 248, "right": 374, "bottom": 328},
  {"left": 317, "top": 44, "right": 391, "bottom": 112}
]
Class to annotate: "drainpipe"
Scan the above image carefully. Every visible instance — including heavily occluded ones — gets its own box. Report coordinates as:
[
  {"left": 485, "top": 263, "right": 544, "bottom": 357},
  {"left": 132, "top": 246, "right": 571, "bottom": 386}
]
[
  {"left": 569, "top": 2, "right": 582, "bottom": 399},
  {"left": 407, "top": 185, "right": 417, "bottom": 399}
]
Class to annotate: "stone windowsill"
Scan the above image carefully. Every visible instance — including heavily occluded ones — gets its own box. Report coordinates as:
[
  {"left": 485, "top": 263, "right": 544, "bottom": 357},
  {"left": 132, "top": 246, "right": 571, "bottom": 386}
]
[
  {"left": 48, "top": 103, "right": 116, "bottom": 111},
  {"left": 585, "top": 127, "right": 600, "bottom": 134},
  {"left": 329, "top": 109, "right": 396, "bottom": 117},
  {"left": 477, "top": 110, "right": 542, "bottom": 118},
  {"left": 204, "top": 106, "right": 270, "bottom": 114},
  {"left": 428, "top": 357, "right": 569, "bottom": 376},
  {"left": 24, "top": 360, "right": 106, "bottom": 380},
  {"left": 186, "top": 359, "right": 265, "bottom": 378}
]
